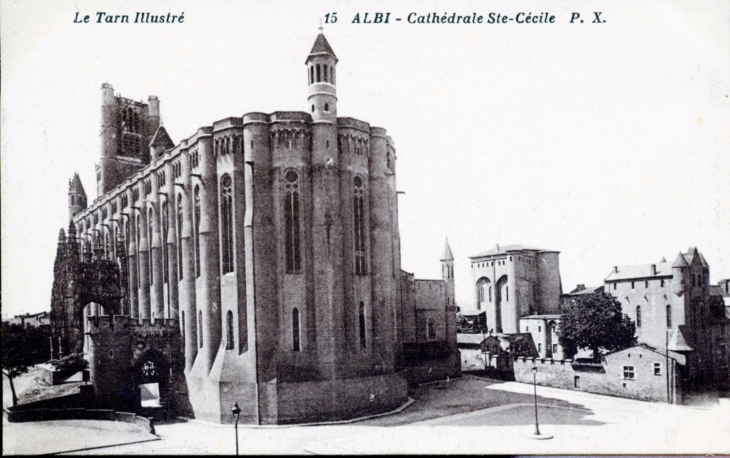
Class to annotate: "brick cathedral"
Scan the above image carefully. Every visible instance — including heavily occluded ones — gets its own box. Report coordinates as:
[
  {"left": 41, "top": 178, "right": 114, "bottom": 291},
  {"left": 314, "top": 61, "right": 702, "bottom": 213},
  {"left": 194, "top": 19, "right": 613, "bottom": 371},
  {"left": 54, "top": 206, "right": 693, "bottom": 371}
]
[{"left": 50, "top": 31, "right": 460, "bottom": 424}]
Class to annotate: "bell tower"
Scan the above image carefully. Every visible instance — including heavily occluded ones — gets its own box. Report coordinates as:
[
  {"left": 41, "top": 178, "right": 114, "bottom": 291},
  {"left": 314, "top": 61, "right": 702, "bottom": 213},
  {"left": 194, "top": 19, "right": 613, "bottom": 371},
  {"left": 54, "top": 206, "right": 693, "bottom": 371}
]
[
  {"left": 306, "top": 26, "right": 338, "bottom": 122},
  {"left": 441, "top": 238, "right": 455, "bottom": 306}
]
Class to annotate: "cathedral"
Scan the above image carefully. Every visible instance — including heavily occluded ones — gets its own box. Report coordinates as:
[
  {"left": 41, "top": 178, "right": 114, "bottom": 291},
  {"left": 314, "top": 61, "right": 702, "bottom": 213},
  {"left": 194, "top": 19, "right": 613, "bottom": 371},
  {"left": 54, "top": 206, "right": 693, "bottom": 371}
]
[{"left": 50, "top": 31, "right": 460, "bottom": 424}]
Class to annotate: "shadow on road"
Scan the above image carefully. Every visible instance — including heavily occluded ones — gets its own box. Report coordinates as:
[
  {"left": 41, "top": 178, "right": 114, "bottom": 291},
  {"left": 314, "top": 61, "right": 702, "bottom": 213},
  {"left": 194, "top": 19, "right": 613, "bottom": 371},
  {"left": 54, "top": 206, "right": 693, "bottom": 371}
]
[{"left": 358, "top": 374, "right": 603, "bottom": 427}]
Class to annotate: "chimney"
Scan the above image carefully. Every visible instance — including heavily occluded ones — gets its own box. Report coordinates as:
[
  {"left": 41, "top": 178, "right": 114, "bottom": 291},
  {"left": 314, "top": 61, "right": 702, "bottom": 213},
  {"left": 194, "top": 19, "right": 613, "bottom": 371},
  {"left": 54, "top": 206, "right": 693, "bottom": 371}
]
[
  {"left": 496, "top": 244, "right": 500, "bottom": 251},
  {"left": 577, "top": 284, "right": 585, "bottom": 291},
  {"left": 651, "top": 264, "right": 656, "bottom": 275},
  {"left": 613, "top": 266, "right": 618, "bottom": 273}
]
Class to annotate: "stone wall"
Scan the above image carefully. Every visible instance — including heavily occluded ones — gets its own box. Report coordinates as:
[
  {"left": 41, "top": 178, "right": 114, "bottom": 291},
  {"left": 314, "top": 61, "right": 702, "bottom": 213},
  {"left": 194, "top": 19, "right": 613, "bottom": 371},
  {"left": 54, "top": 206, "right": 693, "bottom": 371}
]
[{"left": 514, "top": 345, "right": 683, "bottom": 404}]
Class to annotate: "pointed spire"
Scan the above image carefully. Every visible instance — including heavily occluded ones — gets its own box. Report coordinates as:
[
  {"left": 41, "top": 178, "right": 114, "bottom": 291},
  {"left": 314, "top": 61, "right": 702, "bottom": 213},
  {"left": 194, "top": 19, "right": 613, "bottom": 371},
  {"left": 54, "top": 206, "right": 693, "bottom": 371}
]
[
  {"left": 699, "top": 251, "right": 709, "bottom": 268},
  {"left": 149, "top": 125, "right": 175, "bottom": 149},
  {"left": 685, "top": 246, "right": 699, "bottom": 264},
  {"left": 661, "top": 256, "right": 667, "bottom": 263},
  {"left": 672, "top": 251, "right": 689, "bottom": 268},
  {"left": 69, "top": 172, "right": 86, "bottom": 196},
  {"left": 58, "top": 228, "right": 66, "bottom": 244},
  {"left": 306, "top": 31, "right": 338, "bottom": 64},
  {"left": 441, "top": 238, "right": 454, "bottom": 261}
]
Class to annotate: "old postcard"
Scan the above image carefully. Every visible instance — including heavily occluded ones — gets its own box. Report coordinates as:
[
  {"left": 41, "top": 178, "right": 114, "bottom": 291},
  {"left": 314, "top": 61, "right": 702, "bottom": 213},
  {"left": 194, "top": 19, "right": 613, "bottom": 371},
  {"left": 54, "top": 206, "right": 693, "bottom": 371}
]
[{"left": 2, "top": 0, "right": 729, "bottom": 454}]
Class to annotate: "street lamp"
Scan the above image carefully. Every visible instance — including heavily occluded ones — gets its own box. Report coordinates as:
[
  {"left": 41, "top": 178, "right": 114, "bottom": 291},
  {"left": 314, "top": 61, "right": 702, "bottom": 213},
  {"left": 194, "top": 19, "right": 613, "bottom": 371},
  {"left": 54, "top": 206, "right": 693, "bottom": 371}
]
[
  {"left": 531, "top": 366, "right": 541, "bottom": 436},
  {"left": 231, "top": 401, "right": 241, "bottom": 455}
]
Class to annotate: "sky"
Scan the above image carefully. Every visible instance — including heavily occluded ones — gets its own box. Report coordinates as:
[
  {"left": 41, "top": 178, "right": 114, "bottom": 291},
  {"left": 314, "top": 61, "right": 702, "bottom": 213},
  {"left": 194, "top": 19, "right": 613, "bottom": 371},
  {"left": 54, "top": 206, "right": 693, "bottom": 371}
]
[{"left": 2, "top": 0, "right": 729, "bottom": 318}]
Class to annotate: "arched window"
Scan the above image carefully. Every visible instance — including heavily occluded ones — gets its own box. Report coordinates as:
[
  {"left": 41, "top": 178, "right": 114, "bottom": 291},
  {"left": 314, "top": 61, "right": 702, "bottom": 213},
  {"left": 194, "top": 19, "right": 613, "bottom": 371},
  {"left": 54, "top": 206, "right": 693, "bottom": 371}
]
[
  {"left": 489, "top": 286, "right": 492, "bottom": 302},
  {"left": 359, "top": 302, "right": 367, "bottom": 348},
  {"left": 666, "top": 305, "right": 672, "bottom": 328},
  {"left": 161, "top": 201, "right": 168, "bottom": 284},
  {"left": 220, "top": 175, "right": 234, "bottom": 274},
  {"left": 506, "top": 286, "right": 509, "bottom": 302},
  {"left": 198, "top": 310, "right": 203, "bottom": 348},
  {"left": 176, "top": 194, "right": 183, "bottom": 281},
  {"left": 428, "top": 318, "right": 436, "bottom": 340},
  {"left": 226, "top": 310, "right": 234, "bottom": 350},
  {"left": 136, "top": 214, "right": 141, "bottom": 286},
  {"left": 309, "top": 66, "right": 313, "bottom": 84},
  {"left": 316, "top": 64, "right": 321, "bottom": 82},
  {"left": 324, "top": 103, "right": 329, "bottom": 112},
  {"left": 637, "top": 306, "right": 642, "bottom": 328},
  {"left": 331, "top": 67, "right": 334, "bottom": 84},
  {"left": 284, "top": 171, "right": 301, "bottom": 273},
  {"left": 323, "top": 64, "right": 328, "bottom": 82},
  {"left": 353, "top": 176, "right": 366, "bottom": 275},
  {"left": 194, "top": 185, "right": 201, "bottom": 278},
  {"left": 292, "top": 308, "right": 301, "bottom": 352},
  {"left": 311, "top": 104, "right": 315, "bottom": 113}
]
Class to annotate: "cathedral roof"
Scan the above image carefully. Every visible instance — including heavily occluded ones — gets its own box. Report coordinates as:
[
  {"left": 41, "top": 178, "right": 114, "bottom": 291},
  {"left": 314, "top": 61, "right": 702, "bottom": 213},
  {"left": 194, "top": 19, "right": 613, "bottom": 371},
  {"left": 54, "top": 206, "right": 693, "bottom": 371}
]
[
  {"left": 306, "top": 33, "right": 338, "bottom": 63},
  {"left": 441, "top": 238, "right": 454, "bottom": 261},
  {"left": 149, "top": 125, "right": 175, "bottom": 150},
  {"left": 69, "top": 172, "right": 86, "bottom": 196}
]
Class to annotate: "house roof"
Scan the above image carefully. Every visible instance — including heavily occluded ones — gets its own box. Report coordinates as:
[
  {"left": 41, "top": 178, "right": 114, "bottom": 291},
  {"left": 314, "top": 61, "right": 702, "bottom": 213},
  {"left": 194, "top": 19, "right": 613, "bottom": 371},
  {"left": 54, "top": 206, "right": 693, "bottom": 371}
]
[
  {"left": 520, "top": 314, "right": 562, "bottom": 321},
  {"left": 606, "top": 247, "right": 708, "bottom": 282},
  {"left": 470, "top": 244, "right": 556, "bottom": 259},
  {"left": 709, "top": 285, "right": 730, "bottom": 298},
  {"left": 564, "top": 285, "right": 604, "bottom": 296},
  {"left": 457, "top": 333, "right": 487, "bottom": 345},
  {"left": 603, "top": 343, "right": 678, "bottom": 361}
]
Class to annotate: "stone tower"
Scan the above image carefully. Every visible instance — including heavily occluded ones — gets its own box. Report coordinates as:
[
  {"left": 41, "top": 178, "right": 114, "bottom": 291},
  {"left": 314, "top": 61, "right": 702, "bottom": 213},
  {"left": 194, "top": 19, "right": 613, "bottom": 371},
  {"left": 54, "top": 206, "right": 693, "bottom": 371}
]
[
  {"left": 306, "top": 28, "right": 338, "bottom": 122},
  {"left": 441, "top": 238, "right": 455, "bottom": 307},
  {"left": 68, "top": 172, "right": 87, "bottom": 221},
  {"left": 97, "top": 83, "right": 160, "bottom": 197}
]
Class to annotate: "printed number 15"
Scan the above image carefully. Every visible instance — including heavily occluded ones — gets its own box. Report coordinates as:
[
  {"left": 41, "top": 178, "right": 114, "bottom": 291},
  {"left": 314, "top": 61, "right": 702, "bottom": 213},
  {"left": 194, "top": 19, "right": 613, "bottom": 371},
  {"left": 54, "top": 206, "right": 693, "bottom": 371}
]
[{"left": 324, "top": 13, "right": 337, "bottom": 23}]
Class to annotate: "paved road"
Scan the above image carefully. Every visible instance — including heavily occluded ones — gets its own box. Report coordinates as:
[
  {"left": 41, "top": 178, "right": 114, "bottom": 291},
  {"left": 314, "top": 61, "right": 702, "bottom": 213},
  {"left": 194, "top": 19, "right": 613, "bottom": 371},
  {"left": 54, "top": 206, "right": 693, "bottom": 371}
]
[{"left": 4, "top": 377, "right": 729, "bottom": 454}]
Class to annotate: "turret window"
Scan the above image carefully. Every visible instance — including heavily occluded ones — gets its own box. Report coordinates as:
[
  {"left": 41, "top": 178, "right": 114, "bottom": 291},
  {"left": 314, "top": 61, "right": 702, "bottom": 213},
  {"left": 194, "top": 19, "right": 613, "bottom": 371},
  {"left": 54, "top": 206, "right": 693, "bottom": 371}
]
[
  {"left": 324, "top": 103, "right": 329, "bottom": 112},
  {"left": 636, "top": 306, "right": 642, "bottom": 328},
  {"left": 316, "top": 64, "right": 321, "bottom": 82},
  {"left": 323, "top": 64, "right": 328, "bottom": 82},
  {"left": 353, "top": 176, "right": 367, "bottom": 275},
  {"left": 284, "top": 170, "right": 301, "bottom": 273},
  {"left": 220, "top": 174, "right": 234, "bottom": 274},
  {"left": 198, "top": 310, "right": 203, "bottom": 348},
  {"left": 331, "top": 67, "right": 334, "bottom": 84}
]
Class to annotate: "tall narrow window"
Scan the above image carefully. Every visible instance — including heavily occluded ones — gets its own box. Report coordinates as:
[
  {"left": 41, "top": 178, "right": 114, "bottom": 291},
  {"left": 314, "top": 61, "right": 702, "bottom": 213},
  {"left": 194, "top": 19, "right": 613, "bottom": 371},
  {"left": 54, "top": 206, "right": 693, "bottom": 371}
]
[
  {"left": 148, "top": 208, "right": 154, "bottom": 285},
  {"left": 176, "top": 194, "right": 183, "bottom": 281},
  {"left": 353, "top": 176, "right": 366, "bottom": 275},
  {"left": 489, "top": 286, "right": 492, "bottom": 302},
  {"left": 198, "top": 310, "right": 203, "bottom": 348},
  {"left": 181, "top": 311, "right": 185, "bottom": 346},
  {"left": 637, "top": 306, "right": 642, "bottom": 328},
  {"left": 666, "top": 305, "right": 672, "bottom": 328},
  {"left": 359, "top": 302, "right": 366, "bottom": 348},
  {"left": 316, "top": 64, "right": 321, "bottom": 82},
  {"left": 292, "top": 308, "right": 301, "bottom": 352},
  {"left": 162, "top": 201, "right": 168, "bottom": 284},
  {"left": 323, "top": 64, "right": 328, "bottom": 82},
  {"left": 194, "top": 185, "right": 201, "bottom": 278},
  {"left": 136, "top": 214, "right": 141, "bottom": 286},
  {"left": 284, "top": 171, "right": 301, "bottom": 273},
  {"left": 506, "top": 286, "right": 509, "bottom": 302},
  {"left": 226, "top": 310, "right": 234, "bottom": 350},
  {"left": 428, "top": 318, "right": 436, "bottom": 340},
  {"left": 220, "top": 174, "right": 234, "bottom": 274},
  {"left": 331, "top": 67, "right": 334, "bottom": 84}
]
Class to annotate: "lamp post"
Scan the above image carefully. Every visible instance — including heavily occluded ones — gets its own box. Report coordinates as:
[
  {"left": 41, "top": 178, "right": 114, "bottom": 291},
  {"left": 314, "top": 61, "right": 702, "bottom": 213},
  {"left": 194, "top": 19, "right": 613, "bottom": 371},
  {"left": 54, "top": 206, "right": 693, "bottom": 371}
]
[
  {"left": 231, "top": 402, "right": 241, "bottom": 455},
  {"left": 531, "top": 365, "right": 541, "bottom": 436}
]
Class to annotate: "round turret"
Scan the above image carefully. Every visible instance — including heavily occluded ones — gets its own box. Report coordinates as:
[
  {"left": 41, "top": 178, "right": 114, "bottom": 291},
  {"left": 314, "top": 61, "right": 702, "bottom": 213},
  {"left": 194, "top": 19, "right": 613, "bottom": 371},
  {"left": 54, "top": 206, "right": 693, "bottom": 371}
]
[{"left": 306, "top": 31, "right": 338, "bottom": 122}]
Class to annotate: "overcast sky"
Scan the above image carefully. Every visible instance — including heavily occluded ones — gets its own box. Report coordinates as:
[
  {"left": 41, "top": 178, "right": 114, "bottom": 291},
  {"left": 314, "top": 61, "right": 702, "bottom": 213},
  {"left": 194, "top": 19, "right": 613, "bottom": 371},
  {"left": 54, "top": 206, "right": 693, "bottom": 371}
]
[{"left": 2, "top": 0, "right": 729, "bottom": 318}]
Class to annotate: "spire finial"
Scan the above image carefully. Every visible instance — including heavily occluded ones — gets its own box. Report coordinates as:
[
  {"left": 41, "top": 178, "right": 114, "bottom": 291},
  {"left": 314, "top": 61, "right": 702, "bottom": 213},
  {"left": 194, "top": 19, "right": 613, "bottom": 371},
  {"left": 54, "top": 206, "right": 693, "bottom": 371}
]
[{"left": 319, "top": 18, "right": 323, "bottom": 33}]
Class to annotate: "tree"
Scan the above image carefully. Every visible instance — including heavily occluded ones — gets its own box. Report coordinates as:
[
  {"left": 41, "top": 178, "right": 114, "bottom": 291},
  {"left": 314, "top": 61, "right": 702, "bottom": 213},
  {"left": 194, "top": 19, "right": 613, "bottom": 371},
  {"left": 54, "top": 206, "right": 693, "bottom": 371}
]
[
  {"left": 558, "top": 292, "right": 637, "bottom": 360},
  {"left": 2, "top": 323, "right": 51, "bottom": 406}
]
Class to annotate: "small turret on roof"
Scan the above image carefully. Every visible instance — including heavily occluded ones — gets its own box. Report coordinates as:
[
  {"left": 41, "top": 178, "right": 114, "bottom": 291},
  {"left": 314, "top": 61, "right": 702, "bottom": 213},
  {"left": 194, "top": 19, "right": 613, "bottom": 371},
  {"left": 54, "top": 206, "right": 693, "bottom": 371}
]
[
  {"left": 672, "top": 251, "right": 689, "bottom": 268},
  {"left": 69, "top": 172, "right": 86, "bottom": 196},
  {"left": 149, "top": 125, "right": 175, "bottom": 150},
  {"left": 668, "top": 326, "right": 694, "bottom": 352},
  {"left": 441, "top": 238, "right": 454, "bottom": 261}
]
